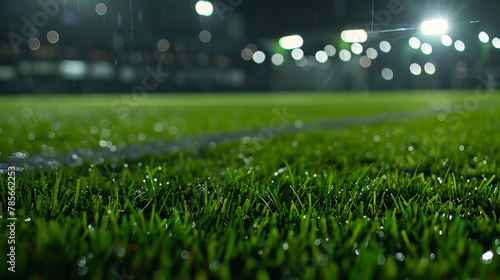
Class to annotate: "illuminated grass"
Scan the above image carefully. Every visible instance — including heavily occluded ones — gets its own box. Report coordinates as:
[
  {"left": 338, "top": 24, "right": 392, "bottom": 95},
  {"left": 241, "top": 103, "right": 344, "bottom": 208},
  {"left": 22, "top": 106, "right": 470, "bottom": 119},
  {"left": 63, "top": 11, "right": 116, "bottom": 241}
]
[{"left": 0, "top": 91, "right": 500, "bottom": 279}]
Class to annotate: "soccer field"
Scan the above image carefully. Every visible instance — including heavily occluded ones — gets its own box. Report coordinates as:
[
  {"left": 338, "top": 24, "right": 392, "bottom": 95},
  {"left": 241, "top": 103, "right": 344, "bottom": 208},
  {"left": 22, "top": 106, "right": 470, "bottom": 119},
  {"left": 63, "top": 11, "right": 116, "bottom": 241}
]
[{"left": 1, "top": 91, "right": 500, "bottom": 279}]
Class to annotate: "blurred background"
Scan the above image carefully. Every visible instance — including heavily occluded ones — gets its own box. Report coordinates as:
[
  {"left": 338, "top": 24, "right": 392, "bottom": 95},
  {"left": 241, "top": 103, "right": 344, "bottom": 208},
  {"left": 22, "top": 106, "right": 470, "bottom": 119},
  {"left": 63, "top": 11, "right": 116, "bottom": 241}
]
[{"left": 0, "top": 0, "right": 499, "bottom": 94}]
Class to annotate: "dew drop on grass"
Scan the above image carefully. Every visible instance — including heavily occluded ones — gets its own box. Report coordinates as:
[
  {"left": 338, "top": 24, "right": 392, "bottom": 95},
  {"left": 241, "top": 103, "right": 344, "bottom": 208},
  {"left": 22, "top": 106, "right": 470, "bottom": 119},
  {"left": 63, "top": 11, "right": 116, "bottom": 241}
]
[
  {"left": 25, "top": 217, "right": 31, "bottom": 222},
  {"left": 77, "top": 266, "right": 88, "bottom": 276},
  {"left": 430, "top": 253, "right": 435, "bottom": 260},
  {"left": 315, "top": 239, "right": 321, "bottom": 246},
  {"left": 481, "top": 250, "right": 494, "bottom": 264},
  {"left": 117, "top": 248, "right": 126, "bottom": 257},
  {"left": 377, "top": 255, "right": 385, "bottom": 265},
  {"left": 283, "top": 243, "right": 289, "bottom": 250},
  {"left": 395, "top": 252, "right": 405, "bottom": 261},
  {"left": 181, "top": 250, "right": 189, "bottom": 259},
  {"left": 258, "top": 250, "right": 263, "bottom": 255},
  {"left": 77, "top": 256, "right": 87, "bottom": 267}
]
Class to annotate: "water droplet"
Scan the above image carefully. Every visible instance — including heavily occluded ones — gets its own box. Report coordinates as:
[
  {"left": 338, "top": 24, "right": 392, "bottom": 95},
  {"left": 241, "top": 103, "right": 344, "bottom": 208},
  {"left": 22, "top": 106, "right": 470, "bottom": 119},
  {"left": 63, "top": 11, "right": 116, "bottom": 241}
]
[
  {"left": 481, "top": 250, "right": 494, "bottom": 264},
  {"left": 117, "top": 248, "right": 126, "bottom": 257},
  {"left": 181, "top": 250, "right": 189, "bottom": 259},
  {"left": 377, "top": 255, "right": 385, "bottom": 265},
  {"left": 395, "top": 252, "right": 405, "bottom": 261},
  {"left": 77, "top": 266, "right": 88, "bottom": 276},
  {"left": 77, "top": 256, "right": 87, "bottom": 267},
  {"left": 282, "top": 243, "right": 289, "bottom": 251}
]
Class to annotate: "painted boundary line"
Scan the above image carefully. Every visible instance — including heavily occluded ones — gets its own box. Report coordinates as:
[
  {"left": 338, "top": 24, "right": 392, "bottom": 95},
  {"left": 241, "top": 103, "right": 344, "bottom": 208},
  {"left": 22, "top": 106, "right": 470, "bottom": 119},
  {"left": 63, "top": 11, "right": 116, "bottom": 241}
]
[{"left": 0, "top": 109, "right": 435, "bottom": 171}]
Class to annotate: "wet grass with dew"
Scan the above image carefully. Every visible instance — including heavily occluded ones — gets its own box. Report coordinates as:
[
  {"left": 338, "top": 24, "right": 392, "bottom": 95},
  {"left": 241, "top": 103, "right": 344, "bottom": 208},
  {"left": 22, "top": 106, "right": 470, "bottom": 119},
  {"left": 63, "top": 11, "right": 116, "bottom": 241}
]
[{"left": 1, "top": 91, "right": 500, "bottom": 279}]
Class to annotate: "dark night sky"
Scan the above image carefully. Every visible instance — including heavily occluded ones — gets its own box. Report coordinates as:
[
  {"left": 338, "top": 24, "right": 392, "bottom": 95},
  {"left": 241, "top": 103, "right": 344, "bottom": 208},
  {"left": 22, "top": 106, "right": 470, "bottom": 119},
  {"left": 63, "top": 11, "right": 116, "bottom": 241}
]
[{"left": 2, "top": 0, "right": 500, "bottom": 47}]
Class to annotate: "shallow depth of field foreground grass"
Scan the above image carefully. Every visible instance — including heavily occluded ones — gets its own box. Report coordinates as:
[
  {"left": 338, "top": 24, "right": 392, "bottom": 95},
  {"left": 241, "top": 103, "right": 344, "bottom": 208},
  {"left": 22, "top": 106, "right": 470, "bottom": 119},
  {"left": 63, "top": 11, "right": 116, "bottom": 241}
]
[{"left": 1, "top": 91, "right": 500, "bottom": 279}]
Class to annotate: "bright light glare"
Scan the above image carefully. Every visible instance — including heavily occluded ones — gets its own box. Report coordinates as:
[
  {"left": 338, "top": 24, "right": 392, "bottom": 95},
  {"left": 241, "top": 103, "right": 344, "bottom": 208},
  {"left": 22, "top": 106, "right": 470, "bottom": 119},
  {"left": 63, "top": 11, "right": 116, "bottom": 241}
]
[
  {"left": 409, "top": 37, "right": 421, "bottom": 49},
  {"left": 324, "top": 45, "right": 336, "bottom": 56},
  {"left": 252, "top": 51, "right": 266, "bottom": 64},
  {"left": 454, "top": 40, "right": 465, "bottom": 52},
  {"left": 441, "top": 35, "right": 452, "bottom": 47},
  {"left": 421, "top": 19, "right": 448, "bottom": 35},
  {"left": 478, "top": 31, "right": 489, "bottom": 43},
  {"left": 195, "top": 1, "right": 213, "bottom": 16},
  {"left": 279, "top": 35, "right": 304, "bottom": 50},
  {"left": 381, "top": 68, "right": 393, "bottom": 80},
  {"left": 291, "top": 48, "right": 304, "bottom": 60},
  {"left": 351, "top": 43, "right": 363, "bottom": 55},
  {"left": 315, "top": 51, "right": 328, "bottom": 63},
  {"left": 341, "top": 29, "right": 368, "bottom": 43},
  {"left": 421, "top": 43, "right": 432, "bottom": 55},
  {"left": 366, "top": 48, "right": 378, "bottom": 59},
  {"left": 339, "top": 50, "right": 352, "bottom": 62},
  {"left": 410, "top": 63, "right": 421, "bottom": 75},
  {"left": 271, "top": 53, "right": 284, "bottom": 66},
  {"left": 492, "top": 37, "right": 500, "bottom": 49},
  {"left": 60, "top": 60, "right": 87, "bottom": 79},
  {"left": 424, "top": 62, "right": 436, "bottom": 75},
  {"left": 379, "top": 41, "right": 391, "bottom": 53}
]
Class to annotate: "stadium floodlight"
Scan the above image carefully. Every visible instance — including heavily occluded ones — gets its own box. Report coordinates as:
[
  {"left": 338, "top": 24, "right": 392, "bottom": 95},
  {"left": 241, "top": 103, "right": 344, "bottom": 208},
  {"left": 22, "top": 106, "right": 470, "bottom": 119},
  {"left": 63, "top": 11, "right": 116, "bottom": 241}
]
[
  {"left": 340, "top": 29, "right": 367, "bottom": 43},
  {"left": 195, "top": 1, "right": 213, "bottom": 16},
  {"left": 421, "top": 19, "right": 448, "bottom": 35},
  {"left": 279, "top": 35, "right": 303, "bottom": 50}
]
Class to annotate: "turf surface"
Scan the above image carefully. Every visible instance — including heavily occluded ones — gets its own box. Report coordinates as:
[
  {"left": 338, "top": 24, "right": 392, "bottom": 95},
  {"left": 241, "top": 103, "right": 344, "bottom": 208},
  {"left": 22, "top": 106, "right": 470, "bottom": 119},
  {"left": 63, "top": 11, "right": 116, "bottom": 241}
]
[{"left": 1, "top": 91, "right": 500, "bottom": 279}]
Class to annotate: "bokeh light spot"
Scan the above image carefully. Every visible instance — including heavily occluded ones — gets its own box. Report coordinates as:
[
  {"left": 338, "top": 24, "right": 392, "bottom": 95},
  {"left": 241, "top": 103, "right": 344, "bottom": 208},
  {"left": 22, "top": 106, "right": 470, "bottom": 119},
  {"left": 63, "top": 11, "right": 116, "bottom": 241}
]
[
  {"left": 291, "top": 48, "right": 304, "bottom": 60},
  {"left": 359, "top": 56, "right": 371, "bottom": 68},
  {"left": 28, "top": 38, "right": 41, "bottom": 51},
  {"left": 324, "top": 45, "right": 336, "bottom": 57},
  {"left": 366, "top": 48, "right": 378, "bottom": 59},
  {"left": 315, "top": 51, "right": 328, "bottom": 63},
  {"left": 351, "top": 43, "right": 363, "bottom": 55},
  {"left": 95, "top": 3, "right": 107, "bottom": 16},
  {"left": 379, "top": 41, "right": 391, "bottom": 53},
  {"left": 382, "top": 68, "right": 393, "bottom": 80},
  {"left": 241, "top": 48, "right": 253, "bottom": 61},
  {"left": 199, "top": 30, "right": 211, "bottom": 43},
  {"left": 157, "top": 39, "right": 170, "bottom": 52},
  {"left": 271, "top": 53, "right": 284, "bottom": 66},
  {"left": 454, "top": 40, "right": 465, "bottom": 52},
  {"left": 409, "top": 37, "right": 421, "bottom": 49},
  {"left": 478, "top": 31, "right": 489, "bottom": 43},
  {"left": 410, "top": 63, "right": 422, "bottom": 75},
  {"left": 441, "top": 35, "right": 452, "bottom": 47},
  {"left": 195, "top": 1, "right": 213, "bottom": 16},
  {"left": 339, "top": 49, "right": 351, "bottom": 62},
  {"left": 421, "top": 43, "right": 432, "bottom": 55},
  {"left": 492, "top": 37, "right": 500, "bottom": 49},
  {"left": 47, "top": 31, "right": 59, "bottom": 44},
  {"left": 424, "top": 62, "right": 436, "bottom": 75}
]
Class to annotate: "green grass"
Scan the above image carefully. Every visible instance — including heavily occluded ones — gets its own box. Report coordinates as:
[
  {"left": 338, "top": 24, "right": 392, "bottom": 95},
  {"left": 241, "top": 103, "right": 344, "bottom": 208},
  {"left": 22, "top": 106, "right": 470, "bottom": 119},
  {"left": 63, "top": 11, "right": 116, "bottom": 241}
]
[{"left": 1, "top": 91, "right": 500, "bottom": 279}]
